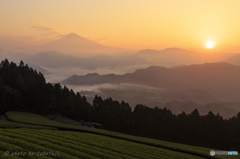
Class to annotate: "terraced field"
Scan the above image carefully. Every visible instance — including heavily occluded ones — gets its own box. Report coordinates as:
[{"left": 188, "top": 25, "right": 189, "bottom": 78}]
[{"left": 0, "top": 111, "right": 237, "bottom": 159}]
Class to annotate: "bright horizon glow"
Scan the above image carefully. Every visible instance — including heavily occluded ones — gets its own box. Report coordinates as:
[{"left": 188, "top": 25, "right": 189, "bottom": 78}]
[{"left": 206, "top": 41, "right": 214, "bottom": 49}]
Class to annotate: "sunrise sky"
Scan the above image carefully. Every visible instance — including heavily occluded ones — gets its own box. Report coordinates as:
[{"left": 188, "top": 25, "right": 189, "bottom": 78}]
[{"left": 1, "top": 0, "right": 240, "bottom": 52}]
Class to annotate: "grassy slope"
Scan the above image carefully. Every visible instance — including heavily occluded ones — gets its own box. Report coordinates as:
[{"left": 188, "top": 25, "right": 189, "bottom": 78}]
[{"left": 5, "top": 111, "right": 239, "bottom": 159}]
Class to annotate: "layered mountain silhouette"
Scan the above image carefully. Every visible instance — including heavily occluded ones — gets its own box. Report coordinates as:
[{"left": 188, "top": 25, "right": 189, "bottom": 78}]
[
  {"left": 135, "top": 48, "right": 234, "bottom": 67},
  {"left": 224, "top": 53, "right": 240, "bottom": 65},
  {"left": 0, "top": 48, "right": 29, "bottom": 62},
  {"left": 0, "top": 49, "right": 50, "bottom": 74},
  {"left": 22, "top": 50, "right": 148, "bottom": 68},
  {"left": 22, "top": 33, "right": 130, "bottom": 56},
  {"left": 62, "top": 62, "right": 240, "bottom": 102}
]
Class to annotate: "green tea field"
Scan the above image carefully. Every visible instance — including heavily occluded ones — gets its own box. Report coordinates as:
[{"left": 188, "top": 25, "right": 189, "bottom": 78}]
[{"left": 0, "top": 111, "right": 238, "bottom": 159}]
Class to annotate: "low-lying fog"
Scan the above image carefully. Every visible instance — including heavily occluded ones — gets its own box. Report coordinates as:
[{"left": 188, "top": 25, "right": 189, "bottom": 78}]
[
  {"left": 66, "top": 83, "right": 162, "bottom": 93},
  {"left": 44, "top": 64, "right": 151, "bottom": 83}
]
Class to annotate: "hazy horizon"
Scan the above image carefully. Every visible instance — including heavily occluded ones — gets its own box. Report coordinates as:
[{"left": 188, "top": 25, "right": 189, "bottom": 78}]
[{"left": 1, "top": 32, "right": 240, "bottom": 55}]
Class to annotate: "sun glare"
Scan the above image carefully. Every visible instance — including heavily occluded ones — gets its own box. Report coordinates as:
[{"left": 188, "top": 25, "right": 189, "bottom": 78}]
[{"left": 206, "top": 41, "right": 214, "bottom": 49}]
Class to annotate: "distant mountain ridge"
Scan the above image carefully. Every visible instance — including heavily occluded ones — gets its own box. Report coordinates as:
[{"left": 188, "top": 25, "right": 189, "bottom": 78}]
[
  {"left": 0, "top": 49, "right": 50, "bottom": 74},
  {"left": 0, "top": 48, "right": 30, "bottom": 62},
  {"left": 22, "top": 50, "right": 148, "bottom": 68},
  {"left": 22, "top": 33, "right": 131, "bottom": 56},
  {"left": 135, "top": 48, "right": 235, "bottom": 67},
  {"left": 136, "top": 48, "right": 194, "bottom": 55},
  {"left": 224, "top": 53, "right": 240, "bottom": 65},
  {"left": 62, "top": 62, "right": 240, "bottom": 102}
]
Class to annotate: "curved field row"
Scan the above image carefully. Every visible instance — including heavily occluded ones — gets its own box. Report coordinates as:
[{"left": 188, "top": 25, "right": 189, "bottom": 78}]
[
  {"left": 0, "top": 131, "right": 97, "bottom": 159},
  {"left": 18, "top": 129, "right": 195, "bottom": 159},
  {"left": 0, "top": 130, "right": 166, "bottom": 159},
  {"left": 1, "top": 129, "right": 121, "bottom": 159},
  {"left": 10, "top": 129, "right": 137, "bottom": 159},
  {"left": 0, "top": 139, "right": 52, "bottom": 159},
  {"left": 0, "top": 151, "right": 22, "bottom": 159},
  {"left": 60, "top": 130, "right": 183, "bottom": 156},
  {"left": 13, "top": 129, "right": 180, "bottom": 159},
  {"left": 0, "top": 129, "right": 207, "bottom": 159}
]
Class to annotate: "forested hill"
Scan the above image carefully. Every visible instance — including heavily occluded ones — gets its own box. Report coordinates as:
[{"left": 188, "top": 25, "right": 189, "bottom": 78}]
[{"left": 0, "top": 59, "right": 240, "bottom": 151}]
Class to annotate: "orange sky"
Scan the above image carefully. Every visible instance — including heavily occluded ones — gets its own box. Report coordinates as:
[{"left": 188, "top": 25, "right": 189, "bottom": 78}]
[{"left": 1, "top": 0, "right": 240, "bottom": 52}]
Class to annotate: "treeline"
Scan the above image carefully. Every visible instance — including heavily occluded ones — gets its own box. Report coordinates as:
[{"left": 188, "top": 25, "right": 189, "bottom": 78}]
[{"left": 0, "top": 59, "right": 239, "bottom": 151}]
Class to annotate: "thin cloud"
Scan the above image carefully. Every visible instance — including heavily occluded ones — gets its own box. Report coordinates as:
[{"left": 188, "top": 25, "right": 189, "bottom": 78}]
[
  {"left": 41, "top": 33, "right": 55, "bottom": 36},
  {"left": 96, "top": 38, "right": 108, "bottom": 44},
  {"left": 29, "top": 20, "right": 44, "bottom": 24},
  {"left": 40, "top": 31, "right": 60, "bottom": 36},
  {"left": 30, "top": 24, "right": 62, "bottom": 38},
  {"left": 56, "top": 34, "right": 67, "bottom": 38},
  {"left": 29, "top": 21, "right": 68, "bottom": 38},
  {"left": 19, "top": 36, "right": 36, "bottom": 40},
  {"left": 31, "top": 25, "right": 56, "bottom": 32}
]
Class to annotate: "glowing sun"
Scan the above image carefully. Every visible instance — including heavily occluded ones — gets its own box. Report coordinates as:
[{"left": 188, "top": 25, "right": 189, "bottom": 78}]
[{"left": 206, "top": 41, "right": 214, "bottom": 49}]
